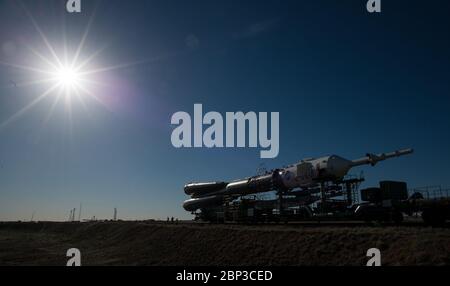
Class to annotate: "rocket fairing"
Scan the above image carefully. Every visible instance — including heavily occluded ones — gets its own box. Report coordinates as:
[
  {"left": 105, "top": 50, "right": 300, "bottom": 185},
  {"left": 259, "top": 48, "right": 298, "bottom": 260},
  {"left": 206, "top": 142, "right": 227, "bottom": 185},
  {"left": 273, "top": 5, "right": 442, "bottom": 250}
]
[{"left": 183, "top": 148, "right": 414, "bottom": 212}]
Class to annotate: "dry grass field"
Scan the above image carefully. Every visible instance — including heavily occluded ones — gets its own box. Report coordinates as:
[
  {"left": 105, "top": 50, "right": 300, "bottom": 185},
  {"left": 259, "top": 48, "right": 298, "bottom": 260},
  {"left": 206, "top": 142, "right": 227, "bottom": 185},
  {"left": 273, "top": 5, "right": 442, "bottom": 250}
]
[{"left": 0, "top": 221, "right": 449, "bottom": 266}]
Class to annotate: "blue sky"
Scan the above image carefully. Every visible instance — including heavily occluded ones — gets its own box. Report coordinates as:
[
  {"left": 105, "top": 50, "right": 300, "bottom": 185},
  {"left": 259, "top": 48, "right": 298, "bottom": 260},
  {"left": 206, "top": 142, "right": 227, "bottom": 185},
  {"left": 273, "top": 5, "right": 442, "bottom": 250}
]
[{"left": 0, "top": 0, "right": 449, "bottom": 221}]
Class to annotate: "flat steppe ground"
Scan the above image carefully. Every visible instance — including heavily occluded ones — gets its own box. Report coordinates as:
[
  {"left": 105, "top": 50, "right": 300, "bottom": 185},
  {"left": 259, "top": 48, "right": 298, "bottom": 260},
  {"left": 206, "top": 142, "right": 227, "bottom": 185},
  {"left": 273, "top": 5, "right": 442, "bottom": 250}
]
[{"left": 0, "top": 221, "right": 449, "bottom": 266}]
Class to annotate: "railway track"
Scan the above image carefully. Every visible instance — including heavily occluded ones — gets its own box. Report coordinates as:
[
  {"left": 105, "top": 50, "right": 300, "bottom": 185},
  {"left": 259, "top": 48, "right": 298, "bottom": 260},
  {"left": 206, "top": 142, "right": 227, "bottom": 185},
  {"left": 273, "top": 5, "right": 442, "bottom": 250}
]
[{"left": 168, "top": 219, "right": 450, "bottom": 228}]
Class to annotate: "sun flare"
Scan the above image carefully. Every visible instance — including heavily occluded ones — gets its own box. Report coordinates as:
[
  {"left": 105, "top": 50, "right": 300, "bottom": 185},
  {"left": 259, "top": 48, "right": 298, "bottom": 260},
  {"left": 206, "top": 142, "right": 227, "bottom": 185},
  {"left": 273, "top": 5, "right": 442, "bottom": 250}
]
[
  {"left": 54, "top": 66, "right": 82, "bottom": 90},
  {"left": 0, "top": 3, "right": 146, "bottom": 131}
]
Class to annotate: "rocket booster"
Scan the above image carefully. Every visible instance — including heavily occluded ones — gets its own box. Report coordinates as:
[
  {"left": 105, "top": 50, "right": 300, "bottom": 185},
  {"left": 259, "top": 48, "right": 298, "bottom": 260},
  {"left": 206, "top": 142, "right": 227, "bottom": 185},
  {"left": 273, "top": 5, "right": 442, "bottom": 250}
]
[{"left": 183, "top": 148, "right": 413, "bottom": 212}]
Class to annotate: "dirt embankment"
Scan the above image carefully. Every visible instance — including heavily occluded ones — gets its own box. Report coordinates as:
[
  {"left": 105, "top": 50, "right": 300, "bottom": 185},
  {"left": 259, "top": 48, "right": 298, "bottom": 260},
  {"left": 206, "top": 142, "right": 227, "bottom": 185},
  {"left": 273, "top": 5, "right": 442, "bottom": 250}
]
[{"left": 0, "top": 221, "right": 449, "bottom": 266}]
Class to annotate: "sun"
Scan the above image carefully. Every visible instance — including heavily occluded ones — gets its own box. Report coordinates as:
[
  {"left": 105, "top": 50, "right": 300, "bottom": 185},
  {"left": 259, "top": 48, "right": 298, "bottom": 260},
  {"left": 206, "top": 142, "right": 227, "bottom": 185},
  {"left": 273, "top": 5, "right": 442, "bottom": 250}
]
[
  {"left": 0, "top": 8, "right": 102, "bottom": 130},
  {"left": 0, "top": 3, "right": 148, "bottom": 131},
  {"left": 54, "top": 66, "right": 82, "bottom": 89}
]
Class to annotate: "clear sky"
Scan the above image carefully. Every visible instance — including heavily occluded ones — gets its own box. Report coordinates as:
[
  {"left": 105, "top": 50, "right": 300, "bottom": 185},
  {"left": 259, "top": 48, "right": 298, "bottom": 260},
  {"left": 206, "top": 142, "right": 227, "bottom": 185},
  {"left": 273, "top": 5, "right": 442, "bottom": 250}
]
[{"left": 0, "top": 0, "right": 449, "bottom": 221}]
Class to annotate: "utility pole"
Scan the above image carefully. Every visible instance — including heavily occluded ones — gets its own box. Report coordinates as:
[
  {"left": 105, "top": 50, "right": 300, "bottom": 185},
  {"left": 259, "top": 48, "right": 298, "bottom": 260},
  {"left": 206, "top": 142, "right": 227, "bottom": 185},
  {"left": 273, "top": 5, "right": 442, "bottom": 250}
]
[
  {"left": 78, "top": 203, "right": 82, "bottom": 222},
  {"left": 114, "top": 208, "right": 117, "bottom": 221}
]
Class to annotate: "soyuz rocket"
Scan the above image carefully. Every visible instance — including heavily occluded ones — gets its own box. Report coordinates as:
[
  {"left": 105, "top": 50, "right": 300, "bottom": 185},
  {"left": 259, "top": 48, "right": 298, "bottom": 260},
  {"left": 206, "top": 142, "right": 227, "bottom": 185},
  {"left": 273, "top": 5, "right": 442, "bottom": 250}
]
[{"left": 183, "top": 149, "right": 414, "bottom": 212}]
